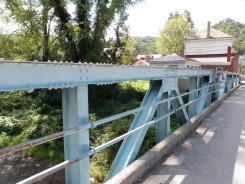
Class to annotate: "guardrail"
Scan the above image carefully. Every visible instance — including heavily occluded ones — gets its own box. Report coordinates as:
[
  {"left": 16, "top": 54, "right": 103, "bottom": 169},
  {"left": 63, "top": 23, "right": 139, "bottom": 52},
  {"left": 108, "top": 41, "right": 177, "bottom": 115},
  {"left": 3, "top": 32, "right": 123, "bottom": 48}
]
[{"left": 0, "top": 61, "right": 240, "bottom": 184}]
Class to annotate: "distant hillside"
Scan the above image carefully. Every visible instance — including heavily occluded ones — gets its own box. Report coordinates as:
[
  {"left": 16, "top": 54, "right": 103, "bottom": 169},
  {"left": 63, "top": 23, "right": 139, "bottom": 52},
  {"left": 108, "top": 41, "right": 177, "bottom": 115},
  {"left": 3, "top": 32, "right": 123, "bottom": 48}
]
[{"left": 133, "top": 36, "right": 157, "bottom": 55}]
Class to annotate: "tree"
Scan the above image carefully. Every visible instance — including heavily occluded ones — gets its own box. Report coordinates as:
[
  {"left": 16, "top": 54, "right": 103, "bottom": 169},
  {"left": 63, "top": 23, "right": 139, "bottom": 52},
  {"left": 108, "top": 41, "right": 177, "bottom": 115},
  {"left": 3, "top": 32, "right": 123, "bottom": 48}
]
[
  {"left": 156, "top": 11, "right": 195, "bottom": 54},
  {"left": 2, "top": 0, "right": 56, "bottom": 61},
  {"left": 134, "top": 36, "right": 156, "bottom": 54},
  {"left": 52, "top": 0, "right": 143, "bottom": 62},
  {"left": 213, "top": 18, "right": 245, "bottom": 55},
  {"left": 2, "top": 0, "right": 144, "bottom": 62}
]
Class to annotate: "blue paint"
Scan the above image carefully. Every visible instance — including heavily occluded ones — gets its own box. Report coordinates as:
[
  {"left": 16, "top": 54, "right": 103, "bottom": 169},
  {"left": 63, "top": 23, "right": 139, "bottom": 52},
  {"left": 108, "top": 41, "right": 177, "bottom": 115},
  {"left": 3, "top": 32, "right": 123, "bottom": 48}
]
[{"left": 0, "top": 61, "right": 239, "bottom": 184}]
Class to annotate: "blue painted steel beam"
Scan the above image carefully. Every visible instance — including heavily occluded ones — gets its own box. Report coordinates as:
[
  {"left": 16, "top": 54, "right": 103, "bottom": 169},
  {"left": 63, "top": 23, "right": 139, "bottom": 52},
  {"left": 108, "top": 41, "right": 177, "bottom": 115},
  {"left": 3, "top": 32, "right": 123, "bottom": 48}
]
[
  {"left": 105, "top": 80, "right": 164, "bottom": 181},
  {"left": 62, "top": 86, "right": 90, "bottom": 184},
  {"left": 170, "top": 89, "right": 189, "bottom": 125},
  {"left": 0, "top": 61, "right": 213, "bottom": 91},
  {"left": 188, "top": 77, "right": 198, "bottom": 118},
  {"left": 156, "top": 91, "right": 171, "bottom": 143},
  {"left": 197, "top": 76, "right": 210, "bottom": 113}
]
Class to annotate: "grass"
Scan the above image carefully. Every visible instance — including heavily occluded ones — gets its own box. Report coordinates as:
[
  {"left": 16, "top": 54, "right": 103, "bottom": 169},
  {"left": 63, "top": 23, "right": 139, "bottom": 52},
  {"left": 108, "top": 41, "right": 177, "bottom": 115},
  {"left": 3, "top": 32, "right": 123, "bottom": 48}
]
[{"left": 0, "top": 81, "right": 182, "bottom": 182}]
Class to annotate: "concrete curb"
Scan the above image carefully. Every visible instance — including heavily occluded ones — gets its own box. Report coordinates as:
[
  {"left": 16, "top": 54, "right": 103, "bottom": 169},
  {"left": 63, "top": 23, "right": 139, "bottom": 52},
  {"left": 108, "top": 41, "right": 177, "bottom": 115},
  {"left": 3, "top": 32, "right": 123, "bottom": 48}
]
[{"left": 105, "top": 85, "right": 240, "bottom": 184}]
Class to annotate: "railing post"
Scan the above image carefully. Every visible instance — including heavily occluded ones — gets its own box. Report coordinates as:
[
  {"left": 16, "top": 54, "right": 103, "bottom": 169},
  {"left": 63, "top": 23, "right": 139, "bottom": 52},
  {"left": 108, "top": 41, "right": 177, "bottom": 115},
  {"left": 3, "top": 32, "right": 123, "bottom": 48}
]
[
  {"left": 197, "top": 76, "right": 210, "bottom": 113},
  {"left": 188, "top": 77, "right": 197, "bottom": 118},
  {"left": 231, "top": 75, "right": 234, "bottom": 89},
  {"left": 156, "top": 91, "right": 170, "bottom": 143},
  {"left": 227, "top": 74, "right": 231, "bottom": 92},
  {"left": 62, "top": 86, "right": 90, "bottom": 184}
]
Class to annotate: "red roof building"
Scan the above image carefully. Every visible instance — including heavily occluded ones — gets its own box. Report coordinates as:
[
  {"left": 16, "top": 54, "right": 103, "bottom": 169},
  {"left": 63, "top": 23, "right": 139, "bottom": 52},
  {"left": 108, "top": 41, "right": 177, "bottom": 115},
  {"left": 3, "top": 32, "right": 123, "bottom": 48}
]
[
  {"left": 150, "top": 53, "right": 201, "bottom": 69},
  {"left": 184, "top": 22, "right": 240, "bottom": 80}
]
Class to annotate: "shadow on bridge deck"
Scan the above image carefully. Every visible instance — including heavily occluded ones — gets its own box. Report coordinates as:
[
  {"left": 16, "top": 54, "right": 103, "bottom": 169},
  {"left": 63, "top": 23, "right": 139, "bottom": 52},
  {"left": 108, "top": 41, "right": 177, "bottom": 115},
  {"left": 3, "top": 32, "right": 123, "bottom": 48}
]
[{"left": 140, "top": 86, "right": 245, "bottom": 184}]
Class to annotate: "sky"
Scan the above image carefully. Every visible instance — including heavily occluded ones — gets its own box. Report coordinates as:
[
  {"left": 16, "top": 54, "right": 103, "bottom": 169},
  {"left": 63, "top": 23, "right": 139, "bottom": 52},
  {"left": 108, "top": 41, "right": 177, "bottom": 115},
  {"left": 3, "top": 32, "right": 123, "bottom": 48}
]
[
  {"left": 126, "top": 0, "right": 245, "bottom": 37},
  {"left": 1, "top": 0, "right": 244, "bottom": 37}
]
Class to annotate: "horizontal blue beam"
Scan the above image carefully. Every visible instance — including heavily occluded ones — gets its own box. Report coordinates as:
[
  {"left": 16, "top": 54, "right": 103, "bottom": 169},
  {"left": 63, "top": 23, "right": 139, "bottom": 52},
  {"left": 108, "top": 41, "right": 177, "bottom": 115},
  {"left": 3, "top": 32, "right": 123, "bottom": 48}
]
[{"left": 0, "top": 61, "right": 214, "bottom": 91}]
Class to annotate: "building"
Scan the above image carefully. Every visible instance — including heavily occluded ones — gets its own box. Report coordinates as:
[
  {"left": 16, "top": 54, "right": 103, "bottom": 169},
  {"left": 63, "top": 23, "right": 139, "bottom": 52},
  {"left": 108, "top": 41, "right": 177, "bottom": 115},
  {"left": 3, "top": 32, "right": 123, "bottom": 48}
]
[
  {"left": 132, "top": 59, "right": 150, "bottom": 66},
  {"left": 184, "top": 22, "right": 240, "bottom": 80},
  {"left": 149, "top": 53, "right": 201, "bottom": 68},
  {"left": 149, "top": 53, "right": 201, "bottom": 93}
]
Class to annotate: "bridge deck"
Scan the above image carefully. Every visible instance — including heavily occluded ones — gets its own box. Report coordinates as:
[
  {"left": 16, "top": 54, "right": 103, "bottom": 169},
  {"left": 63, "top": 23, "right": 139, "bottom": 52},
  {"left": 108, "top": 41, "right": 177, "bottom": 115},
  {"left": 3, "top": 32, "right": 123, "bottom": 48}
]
[{"left": 141, "top": 85, "right": 245, "bottom": 184}]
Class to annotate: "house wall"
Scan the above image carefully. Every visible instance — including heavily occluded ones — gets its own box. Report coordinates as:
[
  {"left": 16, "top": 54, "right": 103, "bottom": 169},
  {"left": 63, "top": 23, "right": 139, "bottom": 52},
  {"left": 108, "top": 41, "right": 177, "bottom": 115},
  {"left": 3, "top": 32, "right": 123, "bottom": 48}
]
[
  {"left": 184, "top": 61, "right": 201, "bottom": 68},
  {"left": 150, "top": 62, "right": 185, "bottom": 68},
  {"left": 202, "top": 54, "right": 240, "bottom": 81},
  {"left": 150, "top": 61, "right": 201, "bottom": 68},
  {"left": 184, "top": 39, "right": 233, "bottom": 55}
]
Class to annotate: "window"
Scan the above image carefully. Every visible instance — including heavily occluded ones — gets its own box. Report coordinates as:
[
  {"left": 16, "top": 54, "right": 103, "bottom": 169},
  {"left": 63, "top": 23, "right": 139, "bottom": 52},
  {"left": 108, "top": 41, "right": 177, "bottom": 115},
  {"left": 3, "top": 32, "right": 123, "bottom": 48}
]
[{"left": 216, "top": 67, "right": 223, "bottom": 77}]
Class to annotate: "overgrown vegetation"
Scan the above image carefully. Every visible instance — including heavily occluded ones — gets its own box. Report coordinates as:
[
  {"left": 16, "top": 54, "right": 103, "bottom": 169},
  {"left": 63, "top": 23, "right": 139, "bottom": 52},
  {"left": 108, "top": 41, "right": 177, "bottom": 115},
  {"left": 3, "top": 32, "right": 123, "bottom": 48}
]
[{"left": 0, "top": 82, "right": 181, "bottom": 182}]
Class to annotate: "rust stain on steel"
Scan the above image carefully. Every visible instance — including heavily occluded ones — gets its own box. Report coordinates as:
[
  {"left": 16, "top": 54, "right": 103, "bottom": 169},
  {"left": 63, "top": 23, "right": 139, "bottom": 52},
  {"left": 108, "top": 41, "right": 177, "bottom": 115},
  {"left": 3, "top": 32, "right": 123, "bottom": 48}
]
[{"left": 0, "top": 132, "right": 65, "bottom": 157}]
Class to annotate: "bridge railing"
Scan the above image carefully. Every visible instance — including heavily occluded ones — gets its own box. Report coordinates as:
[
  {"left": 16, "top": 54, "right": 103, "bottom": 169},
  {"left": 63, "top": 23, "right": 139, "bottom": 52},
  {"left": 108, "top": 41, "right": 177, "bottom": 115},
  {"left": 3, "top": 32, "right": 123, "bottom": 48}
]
[{"left": 0, "top": 61, "right": 240, "bottom": 184}]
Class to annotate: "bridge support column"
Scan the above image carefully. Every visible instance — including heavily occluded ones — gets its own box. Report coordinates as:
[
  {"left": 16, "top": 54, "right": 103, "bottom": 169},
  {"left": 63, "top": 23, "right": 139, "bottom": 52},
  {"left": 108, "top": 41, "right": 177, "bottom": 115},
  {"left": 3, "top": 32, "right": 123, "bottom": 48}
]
[
  {"left": 188, "top": 77, "right": 197, "bottom": 118},
  {"left": 156, "top": 91, "right": 171, "bottom": 143},
  {"left": 197, "top": 76, "right": 210, "bottom": 113},
  {"left": 217, "top": 72, "right": 226, "bottom": 98},
  {"left": 227, "top": 74, "right": 232, "bottom": 92},
  {"left": 62, "top": 86, "right": 90, "bottom": 184}
]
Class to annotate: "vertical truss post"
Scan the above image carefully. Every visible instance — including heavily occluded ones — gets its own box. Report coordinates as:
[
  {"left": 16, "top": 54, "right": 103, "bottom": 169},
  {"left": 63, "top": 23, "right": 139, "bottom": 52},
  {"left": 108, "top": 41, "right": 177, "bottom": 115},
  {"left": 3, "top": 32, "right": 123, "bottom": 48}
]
[
  {"left": 232, "top": 75, "right": 234, "bottom": 88},
  {"left": 197, "top": 76, "right": 210, "bottom": 113},
  {"left": 235, "top": 75, "right": 237, "bottom": 86},
  {"left": 217, "top": 71, "right": 226, "bottom": 98},
  {"left": 62, "top": 86, "right": 90, "bottom": 184},
  {"left": 188, "top": 77, "right": 197, "bottom": 118},
  {"left": 227, "top": 74, "right": 231, "bottom": 92},
  {"left": 236, "top": 75, "right": 239, "bottom": 86},
  {"left": 205, "top": 85, "right": 211, "bottom": 108},
  {"left": 156, "top": 91, "right": 171, "bottom": 144}
]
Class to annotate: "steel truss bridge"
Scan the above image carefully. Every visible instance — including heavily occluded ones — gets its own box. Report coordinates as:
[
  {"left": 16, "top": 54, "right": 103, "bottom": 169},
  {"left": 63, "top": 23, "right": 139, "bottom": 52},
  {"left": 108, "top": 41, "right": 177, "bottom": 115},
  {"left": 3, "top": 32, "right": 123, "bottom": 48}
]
[{"left": 0, "top": 61, "right": 240, "bottom": 184}]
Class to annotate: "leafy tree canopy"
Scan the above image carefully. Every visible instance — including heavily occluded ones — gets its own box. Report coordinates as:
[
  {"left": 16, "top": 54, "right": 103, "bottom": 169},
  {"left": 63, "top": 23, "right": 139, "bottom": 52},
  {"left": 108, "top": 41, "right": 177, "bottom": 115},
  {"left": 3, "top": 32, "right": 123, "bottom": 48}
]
[
  {"left": 213, "top": 18, "right": 245, "bottom": 55},
  {"left": 156, "top": 10, "right": 196, "bottom": 55},
  {"left": 134, "top": 36, "right": 156, "bottom": 55},
  {"left": 1, "top": 0, "right": 144, "bottom": 62}
]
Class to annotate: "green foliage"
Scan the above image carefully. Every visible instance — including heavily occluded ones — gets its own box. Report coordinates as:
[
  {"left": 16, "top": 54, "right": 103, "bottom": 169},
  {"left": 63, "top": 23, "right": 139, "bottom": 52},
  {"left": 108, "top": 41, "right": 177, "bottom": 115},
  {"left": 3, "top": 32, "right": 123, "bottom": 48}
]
[
  {"left": 0, "top": 81, "right": 182, "bottom": 182},
  {"left": 1, "top": 0, "right": 144, "bottom": 62},
  {"left": 2, "top": 0, "right": 55, "bottom": 60},
  {"left": 0, "top": 90, "right": 63, "bottom": 161},
  {"left": 156, "top": 11, "right": 196, "bottom": 54},
  {"left": 213, "top": 18, "right": 245, "bottom": 55},
  {"left": 134, "top": 36, "right": 156, "bottom": 54}
]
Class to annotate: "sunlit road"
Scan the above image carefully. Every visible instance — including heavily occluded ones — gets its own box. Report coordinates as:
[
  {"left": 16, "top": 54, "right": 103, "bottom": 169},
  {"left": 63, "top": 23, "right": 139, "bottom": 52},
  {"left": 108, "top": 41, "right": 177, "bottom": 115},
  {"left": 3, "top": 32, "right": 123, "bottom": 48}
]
[{"left": 141, "top": 85, "right": 245, "bottom": 184}]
